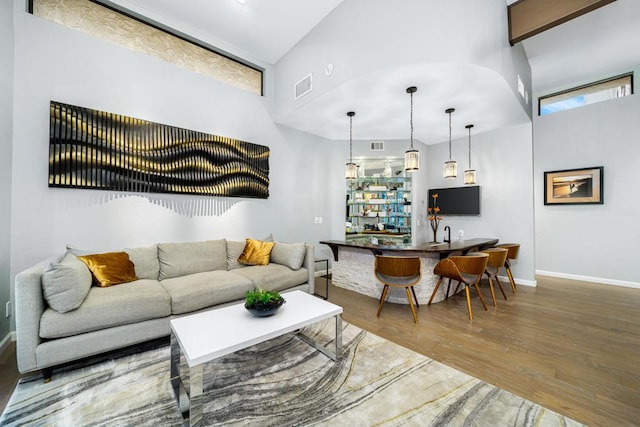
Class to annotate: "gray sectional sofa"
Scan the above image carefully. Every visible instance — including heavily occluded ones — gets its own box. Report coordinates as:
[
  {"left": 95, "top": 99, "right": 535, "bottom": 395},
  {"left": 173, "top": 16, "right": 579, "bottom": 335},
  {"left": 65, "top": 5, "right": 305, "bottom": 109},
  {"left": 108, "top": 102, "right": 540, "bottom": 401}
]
[{"left": 15, "top": 238, "right": 315, "bottom": 379}]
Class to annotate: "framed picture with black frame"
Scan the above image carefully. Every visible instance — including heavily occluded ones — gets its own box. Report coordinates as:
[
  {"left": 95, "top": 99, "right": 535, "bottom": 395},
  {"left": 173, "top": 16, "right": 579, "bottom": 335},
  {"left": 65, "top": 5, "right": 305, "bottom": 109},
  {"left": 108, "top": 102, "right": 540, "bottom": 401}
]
[{"left": 544, "top": 166, "right": 603, "bottom": 205}]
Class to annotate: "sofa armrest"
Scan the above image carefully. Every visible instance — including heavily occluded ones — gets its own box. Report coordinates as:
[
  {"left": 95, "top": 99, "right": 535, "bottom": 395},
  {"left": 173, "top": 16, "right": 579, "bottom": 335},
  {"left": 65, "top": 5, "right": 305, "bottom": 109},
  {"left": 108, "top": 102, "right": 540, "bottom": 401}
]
[
  {"left": 15, "top": 259, "right": 51, "bottom": 373},
  {"left": 303, "top": 244, "right": 315, "bottom": 294}
]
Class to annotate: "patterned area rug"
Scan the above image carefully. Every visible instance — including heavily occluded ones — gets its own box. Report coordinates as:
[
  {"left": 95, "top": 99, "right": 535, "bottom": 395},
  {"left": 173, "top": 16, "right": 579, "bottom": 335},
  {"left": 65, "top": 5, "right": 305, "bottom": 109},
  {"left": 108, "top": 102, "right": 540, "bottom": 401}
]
[{"left": 1, "top": 321, "right": 582, "bottom": 426}]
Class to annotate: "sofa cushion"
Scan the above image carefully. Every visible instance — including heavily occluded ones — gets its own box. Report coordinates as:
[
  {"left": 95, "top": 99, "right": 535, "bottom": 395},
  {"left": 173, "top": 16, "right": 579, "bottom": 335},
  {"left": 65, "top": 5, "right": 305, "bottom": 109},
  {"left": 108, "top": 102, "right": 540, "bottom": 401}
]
[
  {"left": 39, "top": 279, "right": 171, "bottom": 339},
  {"left": 125, "top": 245, "right": 160, "bottom": 280},
  {"left": 232, "top": 264, "right": 309, "bottom": 292},
  {"left": 42, "top": 253, "right": 92, "bottom": 314},
  {"left": 158, "top": 239, "right": 226, "bottom": 280},
  {"left": 226, "top": 240, "right": 248, "bottom": 270},
  {"left": 238, "top": 239, "right": 275, "bottom": 266},
  {"left": 270, "top": 242, "right": 307, "bottom": 270},
  {"left": 160, "top": 270, "right": 254, "bottom": 314},
  {"left": 77, "top": 252, "right": 139, "bottom": 287}
]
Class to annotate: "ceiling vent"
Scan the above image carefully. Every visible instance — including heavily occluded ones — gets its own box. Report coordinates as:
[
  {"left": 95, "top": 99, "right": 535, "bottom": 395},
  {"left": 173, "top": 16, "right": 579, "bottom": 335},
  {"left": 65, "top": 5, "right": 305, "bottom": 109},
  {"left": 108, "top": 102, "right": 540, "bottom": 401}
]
[
  {"left": 370, "top": 141, "right": 385, "bottom": 151},
  {"left": 295, "top": 73, "right": 312, "bottom": 100}
]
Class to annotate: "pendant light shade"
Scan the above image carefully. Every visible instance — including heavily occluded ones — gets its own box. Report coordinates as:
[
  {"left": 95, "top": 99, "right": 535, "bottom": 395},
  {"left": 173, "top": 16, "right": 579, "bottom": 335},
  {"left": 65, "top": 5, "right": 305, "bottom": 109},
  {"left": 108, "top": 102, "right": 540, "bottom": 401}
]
[
  {"left": 443, "top": 108, "right": 457, "bottom": 179},
  {"left": 464, "top": 124, "right": 477, "bottom": 185},
  {"left": 345, "top": 111, "right": 357, "bottom": 180},
  {"left": 404, "top": 86, "right": 419, "bottom": 172}
]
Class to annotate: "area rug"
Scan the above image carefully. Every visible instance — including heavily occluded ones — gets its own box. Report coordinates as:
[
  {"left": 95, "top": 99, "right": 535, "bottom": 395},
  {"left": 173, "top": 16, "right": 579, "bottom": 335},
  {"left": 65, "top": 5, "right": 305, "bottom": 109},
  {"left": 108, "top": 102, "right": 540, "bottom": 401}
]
[{"left": 1, "top": 321, "right": 583, "bottom": 426}]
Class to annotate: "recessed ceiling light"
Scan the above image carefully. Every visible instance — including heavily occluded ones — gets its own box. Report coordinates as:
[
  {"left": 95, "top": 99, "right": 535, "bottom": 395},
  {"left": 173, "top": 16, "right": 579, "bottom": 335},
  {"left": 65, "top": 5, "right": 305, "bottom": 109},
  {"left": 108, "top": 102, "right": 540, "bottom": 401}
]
[{"left": 236, "top": 0, "right": 248, "bottom": 5}]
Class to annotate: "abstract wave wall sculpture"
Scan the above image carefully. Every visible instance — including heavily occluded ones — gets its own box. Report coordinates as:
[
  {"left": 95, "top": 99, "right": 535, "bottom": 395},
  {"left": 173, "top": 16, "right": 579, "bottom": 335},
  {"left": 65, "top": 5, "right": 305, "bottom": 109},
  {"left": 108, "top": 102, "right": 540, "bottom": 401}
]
[{"left": 48, "top": 101, "right": 270, "bottom": 198}]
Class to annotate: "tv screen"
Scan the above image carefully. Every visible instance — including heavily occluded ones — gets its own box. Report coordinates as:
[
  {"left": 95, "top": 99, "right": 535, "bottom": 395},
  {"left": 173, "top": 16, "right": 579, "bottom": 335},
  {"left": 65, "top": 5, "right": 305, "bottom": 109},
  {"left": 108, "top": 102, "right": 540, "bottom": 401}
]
[{"left": 428, "top": 186, "right": 480, "bottom": 215}]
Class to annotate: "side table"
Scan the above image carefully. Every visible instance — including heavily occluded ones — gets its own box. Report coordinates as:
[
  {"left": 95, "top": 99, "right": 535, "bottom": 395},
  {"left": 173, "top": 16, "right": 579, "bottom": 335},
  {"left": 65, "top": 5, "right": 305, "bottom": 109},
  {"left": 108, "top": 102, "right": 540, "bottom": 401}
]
[{"left": 314, "top": 258, "right": 329, "bottom": 300}]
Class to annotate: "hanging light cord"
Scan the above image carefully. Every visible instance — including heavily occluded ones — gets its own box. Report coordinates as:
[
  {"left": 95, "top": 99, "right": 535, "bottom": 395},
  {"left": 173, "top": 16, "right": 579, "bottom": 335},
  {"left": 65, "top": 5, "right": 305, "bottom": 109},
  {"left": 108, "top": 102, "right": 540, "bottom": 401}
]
[
  {"left": 349, "top": 115, "right": 353, "bottom": 162},
  {"left": 409, "top": 91, "right": 414, "bottom": 149},
  {"left": 468, "top": 126, "right": 471, "bottom": 168},
  {"left": 448, "top": 111, "right": 452, "bottom": 159}
]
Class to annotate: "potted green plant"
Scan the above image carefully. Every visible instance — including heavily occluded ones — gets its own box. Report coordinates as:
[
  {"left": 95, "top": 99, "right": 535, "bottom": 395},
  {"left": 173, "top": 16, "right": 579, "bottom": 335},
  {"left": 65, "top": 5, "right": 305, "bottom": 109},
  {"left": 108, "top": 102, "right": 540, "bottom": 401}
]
[{"left": 244, "top": 288, "right": 286, "bottom": 317}]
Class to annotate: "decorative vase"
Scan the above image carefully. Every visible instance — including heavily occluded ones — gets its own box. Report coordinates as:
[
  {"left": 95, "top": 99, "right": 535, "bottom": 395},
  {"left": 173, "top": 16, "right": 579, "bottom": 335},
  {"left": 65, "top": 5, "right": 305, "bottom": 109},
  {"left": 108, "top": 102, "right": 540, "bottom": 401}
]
[{"left": 431, "top": 225, "right": 438, "bottom": 243}]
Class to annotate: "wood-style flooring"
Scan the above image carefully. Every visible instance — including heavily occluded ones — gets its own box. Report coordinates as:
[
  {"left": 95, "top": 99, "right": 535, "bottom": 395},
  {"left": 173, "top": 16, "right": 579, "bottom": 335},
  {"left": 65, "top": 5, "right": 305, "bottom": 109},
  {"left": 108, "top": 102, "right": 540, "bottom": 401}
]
[
  {"left": 326, "top": 275, "right": 640, "bottom": 427},
  {"left": 1, "top": 275, "right": 638, "bottom": 426}
]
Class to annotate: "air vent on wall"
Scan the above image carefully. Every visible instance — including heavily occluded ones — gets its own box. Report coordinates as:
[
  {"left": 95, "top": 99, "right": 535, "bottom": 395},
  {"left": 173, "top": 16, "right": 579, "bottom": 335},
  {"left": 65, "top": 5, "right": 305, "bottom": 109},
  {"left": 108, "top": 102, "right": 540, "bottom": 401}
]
[
  {"left": 295, "top": 73, "right": 312, "bottom": 100},
  {"left": 370, "top": 141, "right": 384, "bottom": 151}
]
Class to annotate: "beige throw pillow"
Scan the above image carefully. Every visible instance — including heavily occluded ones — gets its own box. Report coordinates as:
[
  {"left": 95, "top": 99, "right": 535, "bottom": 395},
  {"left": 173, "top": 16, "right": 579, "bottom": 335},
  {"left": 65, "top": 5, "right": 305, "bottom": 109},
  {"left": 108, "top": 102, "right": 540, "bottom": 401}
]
[
  {"left": 42, "top": 252, "right": 92, "bottom": 313},
  {"left": 270, "top": 242, "right": 307, "bottom": 270}
]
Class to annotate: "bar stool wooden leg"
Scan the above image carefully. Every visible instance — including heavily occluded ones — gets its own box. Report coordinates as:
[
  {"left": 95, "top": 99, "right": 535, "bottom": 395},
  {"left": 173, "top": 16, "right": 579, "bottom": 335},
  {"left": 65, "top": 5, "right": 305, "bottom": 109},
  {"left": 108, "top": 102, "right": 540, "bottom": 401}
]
[
  {"left": 473, "top": 282, "right": 488, "bottom": 311},
  {"left": 405, "top": 287, "right": 419, "bottom": 323},
  {"left": 410, "top": 286, "right": 419, "bottom": 308},
  {"left": 445, "top": 278, "right": 453, "bottom": 299},
  {"left": 506, "top": 265, "right": 517, "bottom": 294},
  {"left": 377, "top": 285, "right": 389, "bottom": 317},
  {"left": 487, "top": 276, "right": 498, "bottom": 307},
  {"left": 494, "top": 275, "right": 508, "bottom": 300},
  {"left": 428, "top": 277, "right": 444, "bottom": 305},
  {"left": 464, "top": 285, "right": 473, "bottom": 320}
]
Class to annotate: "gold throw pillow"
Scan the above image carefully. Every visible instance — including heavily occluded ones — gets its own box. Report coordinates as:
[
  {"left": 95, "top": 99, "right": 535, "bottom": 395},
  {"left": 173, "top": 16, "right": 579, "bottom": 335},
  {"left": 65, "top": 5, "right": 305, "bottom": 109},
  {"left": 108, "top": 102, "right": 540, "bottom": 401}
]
[
  {"left": 238, "top": 239, "right": 275, "bottom": 266},
  {"left": 77, "top": 252, "right": 138, "bottom": 287}
]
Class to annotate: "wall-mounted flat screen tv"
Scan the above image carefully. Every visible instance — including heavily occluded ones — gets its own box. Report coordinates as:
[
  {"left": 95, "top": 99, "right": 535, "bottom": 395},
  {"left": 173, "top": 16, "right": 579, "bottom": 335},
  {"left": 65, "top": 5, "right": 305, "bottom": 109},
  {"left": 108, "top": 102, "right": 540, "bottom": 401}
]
[{"left": 428, "top": 186, "right": 480, "bottom": 215}]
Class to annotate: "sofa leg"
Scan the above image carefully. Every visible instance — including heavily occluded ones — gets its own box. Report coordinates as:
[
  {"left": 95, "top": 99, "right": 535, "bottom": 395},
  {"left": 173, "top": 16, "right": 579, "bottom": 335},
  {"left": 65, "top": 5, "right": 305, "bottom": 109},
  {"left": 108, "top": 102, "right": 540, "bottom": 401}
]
[{"left": 42, "top": 368, "right": 52, "bottom": 383}]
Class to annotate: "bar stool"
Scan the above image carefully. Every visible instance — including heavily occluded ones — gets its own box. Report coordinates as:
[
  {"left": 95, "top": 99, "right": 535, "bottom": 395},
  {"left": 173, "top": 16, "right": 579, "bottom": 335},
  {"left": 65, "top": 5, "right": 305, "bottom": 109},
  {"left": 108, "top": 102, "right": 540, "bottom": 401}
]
[
  {"left": 428, "top": 253, "right": 489, "bottom": 320},
  {"left": 481, "top": 247, "right": 509, "bottom": 307},
  {"left": 374, "top": 256, "right": 422, "bottom": 323},
  {"left": 496, "top": 243, "right": 520, "bottom": 294}
]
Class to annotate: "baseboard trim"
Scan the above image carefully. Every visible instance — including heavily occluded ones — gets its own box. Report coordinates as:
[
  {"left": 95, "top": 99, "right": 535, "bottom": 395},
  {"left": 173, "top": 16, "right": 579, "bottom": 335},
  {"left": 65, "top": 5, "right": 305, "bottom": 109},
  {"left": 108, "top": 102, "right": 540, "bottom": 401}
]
[
  {"left": 0, "top": 331, "right": 16, "bottom": 356},
  {"left": 497, "top": 275, "right": 536, "bottom": 287},
  {"left": 536, "top": 270, "right": 640, "bottom": 289}
]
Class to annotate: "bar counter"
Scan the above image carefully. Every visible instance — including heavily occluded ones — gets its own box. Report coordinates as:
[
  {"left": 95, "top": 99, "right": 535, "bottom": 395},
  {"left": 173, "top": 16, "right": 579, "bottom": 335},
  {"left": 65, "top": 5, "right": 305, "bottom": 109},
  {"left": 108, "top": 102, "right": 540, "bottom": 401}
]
[{"left": 319, "top": 238, "right": 498, "bottom": 305}]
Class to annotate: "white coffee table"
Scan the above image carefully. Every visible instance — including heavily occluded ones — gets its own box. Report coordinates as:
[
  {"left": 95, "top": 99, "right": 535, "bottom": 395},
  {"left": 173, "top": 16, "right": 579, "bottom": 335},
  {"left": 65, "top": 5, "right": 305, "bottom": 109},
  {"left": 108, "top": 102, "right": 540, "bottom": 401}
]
[{"left": 169, "top": 290, "right": 343, "bottom": 426}]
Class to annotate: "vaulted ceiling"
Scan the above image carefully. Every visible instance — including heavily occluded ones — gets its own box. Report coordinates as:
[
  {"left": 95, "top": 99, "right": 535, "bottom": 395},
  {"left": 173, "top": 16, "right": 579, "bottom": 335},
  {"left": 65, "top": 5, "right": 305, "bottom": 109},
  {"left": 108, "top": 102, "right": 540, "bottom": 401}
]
[{"left": 107, "top": 0, "right": 639, "bottom": 143}]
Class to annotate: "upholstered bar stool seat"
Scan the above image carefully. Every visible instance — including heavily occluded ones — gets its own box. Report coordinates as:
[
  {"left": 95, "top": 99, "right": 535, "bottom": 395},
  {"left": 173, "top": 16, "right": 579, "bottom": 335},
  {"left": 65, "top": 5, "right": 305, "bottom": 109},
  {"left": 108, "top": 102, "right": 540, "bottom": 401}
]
[
  {"left": 428, "top": 253, "right": 489, "bottom": 320},
  {"left": 481, "top": 247, "right": 509, "bottom": 307},
  {"left": 375, "top": 256, "right": 422, "bottom": 323},
  {"left": 496, "top": 243, "right": 520, "bottom": 294}
]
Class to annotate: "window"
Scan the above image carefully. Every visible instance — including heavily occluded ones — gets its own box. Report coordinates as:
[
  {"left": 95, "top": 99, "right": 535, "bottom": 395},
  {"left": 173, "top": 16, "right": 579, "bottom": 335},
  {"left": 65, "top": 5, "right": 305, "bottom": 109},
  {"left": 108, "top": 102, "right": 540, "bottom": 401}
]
[
  {"left": 539, "top": 73, "right": 633, "bottom": 116},
  {"left": 30, "top": 0, "right": 263, "bottom": 95}
]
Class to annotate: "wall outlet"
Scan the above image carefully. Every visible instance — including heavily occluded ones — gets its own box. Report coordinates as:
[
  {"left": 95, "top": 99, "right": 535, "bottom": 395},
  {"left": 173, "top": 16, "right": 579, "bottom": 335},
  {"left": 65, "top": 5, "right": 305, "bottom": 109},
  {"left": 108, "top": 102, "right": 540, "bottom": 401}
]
[
  {"left": 314, "top": 216, "right": 323, "bottom": 224},
  {"left": 5, "top": 301, "right": 10, "bottom": 318},
  {"left": 458, "top": 229, "right": 464, "bottom": 240}
]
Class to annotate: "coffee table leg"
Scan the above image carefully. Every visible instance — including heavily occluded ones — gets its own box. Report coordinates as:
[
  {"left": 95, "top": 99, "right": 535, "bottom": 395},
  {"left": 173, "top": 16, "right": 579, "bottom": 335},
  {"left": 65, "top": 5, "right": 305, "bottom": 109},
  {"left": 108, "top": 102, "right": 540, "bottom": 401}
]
[
  {"left": 335, "top": 314, "right": 342, "bottom": 360},
  {"left": 296, "top": 314, "right": 343, "bottom": 361},
  {"left": 171, "top": 331, "right": 204, "bottom": 427},
  {"left": 189, "top": 365, "right": 204, "bottom": 427},
  {"left": 170, "top": 331, "right": 181, "bottom": 406}
]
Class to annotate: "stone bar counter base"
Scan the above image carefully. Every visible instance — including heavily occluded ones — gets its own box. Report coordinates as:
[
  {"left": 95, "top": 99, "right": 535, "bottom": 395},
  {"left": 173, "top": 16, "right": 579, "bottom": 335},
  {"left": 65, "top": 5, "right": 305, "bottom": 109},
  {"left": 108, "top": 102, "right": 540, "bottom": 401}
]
[
  {"left": 321, "top": 238, "right": 498, "bottom": 305},
  {"left": 333, "top": 247, "right": 441, "bottom": 304}
]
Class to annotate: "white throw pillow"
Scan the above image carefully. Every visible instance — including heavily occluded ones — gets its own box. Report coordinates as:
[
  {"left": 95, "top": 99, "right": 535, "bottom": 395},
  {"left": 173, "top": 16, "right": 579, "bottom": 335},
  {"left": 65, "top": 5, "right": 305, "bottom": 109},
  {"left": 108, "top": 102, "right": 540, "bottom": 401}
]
[{"left": 42, "top": 252, "right": 92, "bottom": 313}]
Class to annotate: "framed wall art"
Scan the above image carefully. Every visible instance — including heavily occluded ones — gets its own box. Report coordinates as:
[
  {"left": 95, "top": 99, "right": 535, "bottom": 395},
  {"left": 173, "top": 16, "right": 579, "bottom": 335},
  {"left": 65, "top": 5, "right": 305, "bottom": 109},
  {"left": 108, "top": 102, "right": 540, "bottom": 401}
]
[
  {"left": 49, "top": 101, "right": 270, "bottom": 198},
  {"left": 544, "top": 166, "right": 603, "bottom": 205}
]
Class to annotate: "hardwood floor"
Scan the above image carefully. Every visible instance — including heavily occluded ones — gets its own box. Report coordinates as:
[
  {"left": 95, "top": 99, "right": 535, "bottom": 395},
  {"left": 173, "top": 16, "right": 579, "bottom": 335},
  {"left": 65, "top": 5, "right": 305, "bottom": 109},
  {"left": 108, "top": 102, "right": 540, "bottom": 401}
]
[
  {"left": 0, "top": 340, "right": 19, "bottom": 414},
  {"left": 1, "top": 276, "right": 638, "bottom": 426},
  {"left": 327, "top": 275, "right": 640, "bottom": 427}
]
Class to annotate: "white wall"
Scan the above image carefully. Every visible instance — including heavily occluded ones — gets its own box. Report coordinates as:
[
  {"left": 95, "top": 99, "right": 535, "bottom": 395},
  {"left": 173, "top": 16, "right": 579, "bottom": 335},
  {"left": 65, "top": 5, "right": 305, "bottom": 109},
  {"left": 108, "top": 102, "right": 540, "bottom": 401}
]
[
  {"left": 0, "top": 0, "right": 15, "bottom": 342},
  {"left": 533, "top": 90, "right": 640, "bottom": 287},
  {"left": 426, "top": 123, "right": 536, "bottom": 284},
  {"left": 8, "top": 10, "right": 335, "bottom": 329}
]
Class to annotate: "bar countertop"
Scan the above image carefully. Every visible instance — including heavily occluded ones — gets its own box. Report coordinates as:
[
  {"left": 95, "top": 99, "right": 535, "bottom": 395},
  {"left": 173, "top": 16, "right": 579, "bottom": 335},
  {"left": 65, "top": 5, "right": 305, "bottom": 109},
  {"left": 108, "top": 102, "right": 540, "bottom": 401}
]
[{"left": 320, "top": 238, "right": 499, "bottom": 261}]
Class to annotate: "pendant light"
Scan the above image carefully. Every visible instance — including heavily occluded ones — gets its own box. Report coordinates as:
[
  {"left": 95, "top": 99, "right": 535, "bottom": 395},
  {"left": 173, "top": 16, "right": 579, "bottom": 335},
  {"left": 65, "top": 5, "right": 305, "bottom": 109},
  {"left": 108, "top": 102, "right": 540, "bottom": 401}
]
[
  {"left": 404, "top": 86, "right": 419, "bottom": 172},
  {"left": 345, "top": 111, "right": 357, "bottom": 180},
  {"left": 443, "top": 108, "right": 457, "bottom": 179},
  {"left": 464, "top": 124, "right": 477, "bottom": 185}
]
